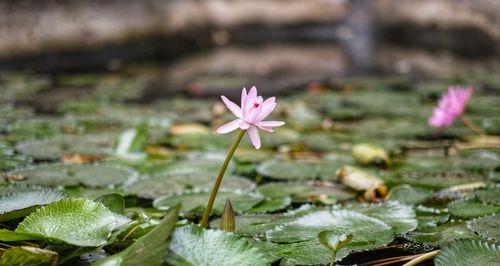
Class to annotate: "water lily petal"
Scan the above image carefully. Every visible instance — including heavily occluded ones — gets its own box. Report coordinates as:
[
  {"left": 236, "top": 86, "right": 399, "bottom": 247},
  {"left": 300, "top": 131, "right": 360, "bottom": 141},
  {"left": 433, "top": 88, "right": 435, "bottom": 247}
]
[
  {"left": 258, "top": 121, "right": 285, "bottom": 128},
  {"left": 256, "top": 98, "right": 276, "bottom": 122},
  {"left": 247, "top": 126, "right": 261, "bottom": 149},
  {"left": 217, "top": 119, "right": 242, "bottom": 134},
  {"left": 221, "top": 96, "right": 242, "bottom": 118},
  {"left": 240, "top": 121, "right": 250, "bottom": 130}
]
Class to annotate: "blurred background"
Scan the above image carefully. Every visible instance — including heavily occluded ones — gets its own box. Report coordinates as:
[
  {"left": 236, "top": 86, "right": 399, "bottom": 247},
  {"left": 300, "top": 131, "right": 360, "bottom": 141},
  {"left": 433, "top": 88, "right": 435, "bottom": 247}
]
[{"left": 0, "top": 0, "right": 499, "bottom": 105}]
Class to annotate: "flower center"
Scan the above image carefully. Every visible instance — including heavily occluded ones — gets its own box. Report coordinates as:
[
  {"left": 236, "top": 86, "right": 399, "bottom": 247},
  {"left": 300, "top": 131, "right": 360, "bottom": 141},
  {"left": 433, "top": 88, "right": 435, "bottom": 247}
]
[{"left": 253, "top": 103, "right": 260, "bottom": 108}]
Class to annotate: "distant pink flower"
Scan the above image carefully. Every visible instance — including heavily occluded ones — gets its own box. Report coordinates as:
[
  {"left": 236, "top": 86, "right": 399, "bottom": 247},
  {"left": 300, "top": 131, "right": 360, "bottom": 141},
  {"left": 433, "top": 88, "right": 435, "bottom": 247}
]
[
  {"left": 428, "top": 86, "right": 473, "bottom": 128},
  {"left": 217, "top": 86, "right": 285, "bottom": 149}
]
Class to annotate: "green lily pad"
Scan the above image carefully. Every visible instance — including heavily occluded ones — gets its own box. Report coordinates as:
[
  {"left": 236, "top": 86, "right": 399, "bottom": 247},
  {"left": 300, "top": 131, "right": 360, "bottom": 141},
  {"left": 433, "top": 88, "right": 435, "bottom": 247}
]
[
  {"left": 167, "top": 225, "right": 268, "bottom": 266},
  {"left": 7, "top": 163, "right": 138, "bottom": 188},
  {"left": 256, "top": 181, "right": 355, "bottom": 203},
  {"left": 415, "top": 206, "right": 450, "bottom": 229},
  {"left": 406, "top": 221, "right": 478, "bottom": 245},
  {"left": 474, "top": 187, "right": 500, "bottom": 205},
  {"left": 0, "top": 198, "right": 116, "bottom": 246},
  {"left": 257, "top": 159, "right": 341, "bottom": 181},
  {"left": 247, "top": 197, "right": 292, "bottom": 213},
  {"left": 388, "top": 185, "right": 434, "bottom": 205},
  {"left": 386, "top": 171, "right": 487, "bottom": 189},
  {"left": 343, "top": 201, "right": 417, "bottom": 234},
  {"left": 435, "top": 239, "right": 500, "bottom": 266},
  {"left": 124, "top": 173, "right": 254, "bottom": 199},
  {"left": 0, "top": 246, "right": 58, "bottom": 266},
  {"left": 447, "top": 199, "right": 500, "bottom": 218},
  {"left": 266, "top": 210, "right": 394, "bottom": 249},
  {"left": 93, "top": 204, "right": 180, "bottom": 266},
  {"left": 0, "top": 189, "right": 66, "bottom": 222},
  {"left": 15, "top": 134, "right": 116, "bottom": 160},
  {"left": 467, "top": 214, "right": 500, "bottom": 241},
  {"left": 153, "top": 190, "right": 264, "bottom": 215}
]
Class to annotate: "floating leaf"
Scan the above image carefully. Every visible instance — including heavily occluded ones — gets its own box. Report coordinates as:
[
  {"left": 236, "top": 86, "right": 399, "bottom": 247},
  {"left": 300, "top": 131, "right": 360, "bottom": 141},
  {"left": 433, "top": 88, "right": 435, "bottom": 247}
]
[
  {"left": 93, "top": 204, "right": 180, "bottom": 266},
  {"left": 257, "top": 159, "right": 319, "bottom": 180},
  {"left": 343, "top": 201, "right": 417, "bottom": 234},
  {"left": 435, "top": 239, "right": 500, "bottom": 266},
  {"left": 153, "top": 190, "right": 264, "bottom": 215},
  {"left": 0, "top": 198, "right": 116, "bottom": 246},
  {"left": 406, "top": 221, "right": 478, "bottom": 245},
  {"left": 0, "top": 246, "right": 58, "bottom": 266},
  {"left": 167, "top": 225, "right": 268, "bottom": 266},
  {"left": 247, "top": 197, "right": 292, "bottom": 213},
  {"left": 124, "top": 173, "right": 253, "bottom": 199},
  {"left": 474, "top": 187, "right": 500, "bottom": 205},
  {"left": 7, "top": 164, "right": 138, "bottom": 188},
  {"left": 467, "top": 214, "right": 500, "bottom": 241},
  {"left": 388, "top": 184, "right": 434, "bottom": 205},
  {"left": 257, "top": 239, "right": 340, "bottom": 266},
  {"left": 266, "top": 210, "right": 394, "bottom": 250},
  {"left": 415, "top": 206, "right": 450, "bottom": 229},
  {"left": 15, "top": 134, "right": 116, "bottom": 160},
  {"left": 448, "top": 199, "right": 500, "bottom": 218},
  {"left": 256, "top": 181, "right": 355, "bottom": 203},
  {"left": 0, "top": 189, "right": 65, "bottom": 222},
  {"left": 95, "top": 193, "right": 125, "bottom": 214}
]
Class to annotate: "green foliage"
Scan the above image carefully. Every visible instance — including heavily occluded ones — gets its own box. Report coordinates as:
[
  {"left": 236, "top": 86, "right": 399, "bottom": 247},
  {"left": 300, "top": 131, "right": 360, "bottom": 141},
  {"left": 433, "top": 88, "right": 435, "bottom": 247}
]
[
  {"left": 447, "top": 199, "right": 500, "bottom": 218},
  {"left": 153, "top": 190, "right": 264, "bottom": 214},
  {"left": 0, "top": 188, "right": 65, "bottom": 222},
  {"left": 0, "top": 198, "right": 116, "bottom": 246},
  {"left": 168, "top": 225, "right": 268, "bottom": 266},
  {"left": 0, "top": 246, "right": 58, "bottom": 266},
  {"left": 435, "top": 239, "right": 500, "bottom": 266},
  {"left": 93, "top": 204, "right": 180, "bottom": 266},
  {"left": 467, "top": 214, "right": 500, "bottom": 241}
]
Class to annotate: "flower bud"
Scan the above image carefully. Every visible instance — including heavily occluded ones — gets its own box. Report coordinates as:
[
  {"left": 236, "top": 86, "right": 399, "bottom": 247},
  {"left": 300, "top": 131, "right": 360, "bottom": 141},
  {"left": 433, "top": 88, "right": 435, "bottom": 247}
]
[
  {"left": 220, "top": 198, "right": 235, "bottom": 232},
  {"left": 352, "top": 143, "right": 391, "bottom": 168},
  {"left": 336, "top": 165, "right": 387, "bottom": 202},
  {"left": 318, "top": 231, "right": 353, "bottom": 251}
]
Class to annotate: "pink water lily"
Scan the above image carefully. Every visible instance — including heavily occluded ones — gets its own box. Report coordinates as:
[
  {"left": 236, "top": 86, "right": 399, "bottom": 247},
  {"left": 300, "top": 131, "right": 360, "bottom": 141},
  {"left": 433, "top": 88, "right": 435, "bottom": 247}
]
[
  {"left": 217, "top": 86, "right": 285, "bottom": 149},
  {"left": 428, "top": 86, "right": 473, "bottom": 128}
]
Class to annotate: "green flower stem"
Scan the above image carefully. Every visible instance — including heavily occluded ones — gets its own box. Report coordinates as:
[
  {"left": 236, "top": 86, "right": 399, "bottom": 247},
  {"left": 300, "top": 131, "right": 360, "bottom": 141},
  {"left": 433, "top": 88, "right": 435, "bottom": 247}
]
[
  {"left": 402, "top": 250, "right": 439, "bottom": 266},
  {"left": 200, "top": 130, "right": 245, "bottom": 228},
  {"left": 459, "top": 116, "right": 485, "bottom": 135},
  {"left": 329, "top": 250, "right": 337, "bottom": 266}
]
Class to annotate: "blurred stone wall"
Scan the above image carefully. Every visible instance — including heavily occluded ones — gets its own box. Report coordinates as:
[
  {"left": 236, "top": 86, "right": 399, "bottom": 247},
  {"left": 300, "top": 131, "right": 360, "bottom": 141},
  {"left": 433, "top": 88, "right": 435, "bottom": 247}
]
[{"left": 0, "top": 0, "right": 499, "bottom": 69}]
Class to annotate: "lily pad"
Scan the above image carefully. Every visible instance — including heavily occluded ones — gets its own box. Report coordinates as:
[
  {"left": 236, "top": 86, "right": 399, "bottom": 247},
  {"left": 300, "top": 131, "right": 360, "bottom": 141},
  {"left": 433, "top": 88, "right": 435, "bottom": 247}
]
[
  {"left": 0, "top": 198, "right": 116, "bottom": 246},
  {"left": 387, "top": 184, "right": 434, "bottom": 205},
  {"left": 15, "top": 134, "right": 116, "bottom": 160},
  {"left": 153, "top": 190, "right": 264, "bottom": 215},
  {"left": 467, "top": 214, "right": 500, "bottom": 241},
  {"left": 0, "top": 189, "right": 66, "bottom": 222},
  {"left": 0, "top": 246, "right": 58, "bottom": 266},
  {"left": 124, "top": 173, "right": 254, "bottom": 199},
  {"left": 256, "top": 181, "right": 355, "bottom": 203},
  {"left": 435, "top": 239, "right": 500, "bottom": 266},
  {"left": 247, "top": 197, "right": 292, "bottom": 213},
  {"left": 406, "top": 221, "right": 478, "bottom": 245},
  {"left": 343, "top": 201, "right": 417, "bottom": 234},
  {"left": 474, "top": 187, "right": 500, "bottom": 205},
  {"left": 447, "top": 199, "right": 500, "bottom": 218},
  {"left": 266, "top": 210, "right": 394, "bottom": 249},
  {"left": 7, "top": 163, "right": 138, "bottom": 188},
  {"left": 168, "top": 225, "right": 268, "bottom": 266}
]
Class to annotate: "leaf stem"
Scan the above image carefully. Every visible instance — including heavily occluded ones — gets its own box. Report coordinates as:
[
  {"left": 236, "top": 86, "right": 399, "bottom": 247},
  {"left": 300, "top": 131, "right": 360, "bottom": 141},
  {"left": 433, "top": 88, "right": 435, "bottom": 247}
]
[
  {"left": 330, "top": 250, "right": 337, "bottom": 266},
  {"left": 459, "top": 116, "right": 485, "bottom": 135},
  {"left": 402, "top": 250, "right": 439, "bottom": 266},
  {"left": 200, "top": 130, "right": 245, "bottom": 228}
]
